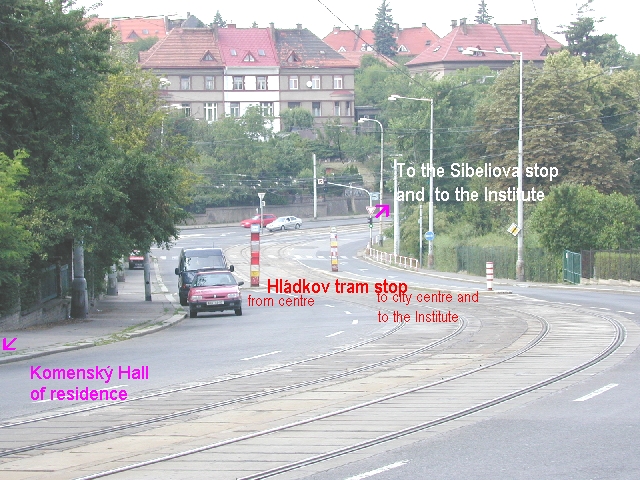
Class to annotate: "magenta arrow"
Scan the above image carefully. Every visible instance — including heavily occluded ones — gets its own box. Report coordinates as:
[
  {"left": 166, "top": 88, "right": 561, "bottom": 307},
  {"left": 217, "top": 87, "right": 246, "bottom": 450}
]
[
  {"left": 375, "top": 204, "right": 390, "bottom": 218},
  {"left": 2, "top": 338, "right": 17, "bottom": 351}
]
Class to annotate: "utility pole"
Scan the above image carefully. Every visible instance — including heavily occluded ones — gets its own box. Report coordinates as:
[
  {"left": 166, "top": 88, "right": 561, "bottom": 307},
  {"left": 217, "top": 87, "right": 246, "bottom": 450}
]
[
  {"left": 144, "top": 253, "right": 152, "bottom": 302},
  {"left": 70, "top": 239, "right": 88, "bottom": 318},
  {"left": 313, "top": 153, "right": 317, "bottom": 220}
]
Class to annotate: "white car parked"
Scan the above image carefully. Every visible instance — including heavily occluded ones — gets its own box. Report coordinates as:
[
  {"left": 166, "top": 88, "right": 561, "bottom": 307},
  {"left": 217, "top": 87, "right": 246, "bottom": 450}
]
[{"left": 266, "top": 216, "right": 303, "bottom": 231}]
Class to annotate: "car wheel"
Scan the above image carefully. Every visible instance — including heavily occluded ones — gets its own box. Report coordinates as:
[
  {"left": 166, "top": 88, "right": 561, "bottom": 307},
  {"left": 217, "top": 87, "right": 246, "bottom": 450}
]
[
  {"left": 235, "top": 307, "right": 243, "bottom": 316},
  {"left": 180, "top": 296, "right": 188, "bottom": 306},
  {"left": 189, "top": 309, "right": 197, "bottom": 318},
  {"left": 280, "top": 225, "right": 285, "bottom": 231},
  {"left": 295, "top": 223, "right": 301, "bottom": 229}
]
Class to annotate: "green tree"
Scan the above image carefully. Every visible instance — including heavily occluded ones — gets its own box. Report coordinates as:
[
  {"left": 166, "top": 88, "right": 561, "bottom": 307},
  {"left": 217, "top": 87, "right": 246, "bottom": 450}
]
[
  {"left": 474, "top": 51, "right": 631, "bottom": 195},
  {"left": 280, "top": 107, "right": 314, "bottom": 131},
  {"left": 355, "top": 56, "right": 397, "bottom": 106},
  {"left": 530, "top": 184, "right": 640, "bottom": 252},
  {"left": 557, "top": 0, "right": 634, "bottom": 67},
  {"left": 212, "top": 10, "right": 226, "bottom": 28},
  {"left": 475, "top": 0, "right": 493, "bottom": 24},
  {"left": 372, "top": 0, "right": 397, "bottom": 57}
]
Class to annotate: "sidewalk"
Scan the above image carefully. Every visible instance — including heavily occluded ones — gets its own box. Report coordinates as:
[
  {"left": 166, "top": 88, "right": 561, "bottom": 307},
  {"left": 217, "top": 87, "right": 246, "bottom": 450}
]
[{"left": 0, "top": 268, "right": 184, "bottom": 365}]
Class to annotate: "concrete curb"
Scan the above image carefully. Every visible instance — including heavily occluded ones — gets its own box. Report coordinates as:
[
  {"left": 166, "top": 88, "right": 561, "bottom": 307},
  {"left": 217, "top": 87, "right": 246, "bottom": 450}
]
[{"left": 0, "top": 312, "right": 186, "bottom": 365}]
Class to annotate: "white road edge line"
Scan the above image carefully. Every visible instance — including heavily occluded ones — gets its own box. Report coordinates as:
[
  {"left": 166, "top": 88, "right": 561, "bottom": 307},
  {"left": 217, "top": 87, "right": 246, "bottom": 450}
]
[
  {"left": 242, "top": 351, "right": 281, "bottom": 361},
  {"left": 617, "top": 310, "right": 635, "bottom": 315},
  {"left": 344, "top": 460, "right": 409, "bottom": 480},
  {"left": 574, "top": 383, "right": 618, "bottom": 402},
  {"left": 326, "top": 331, "right": 344, "bottom": 338}
]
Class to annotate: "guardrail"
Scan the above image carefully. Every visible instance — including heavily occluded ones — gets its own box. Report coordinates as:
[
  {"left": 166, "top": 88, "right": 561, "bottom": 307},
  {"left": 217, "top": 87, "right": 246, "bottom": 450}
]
[{"left": 365, "top": 247, "right": 419, "bottom": 271}]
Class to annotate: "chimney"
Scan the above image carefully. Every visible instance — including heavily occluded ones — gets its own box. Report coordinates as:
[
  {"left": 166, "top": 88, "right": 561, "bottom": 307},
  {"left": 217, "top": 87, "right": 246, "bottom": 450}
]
[
  {"left": 227, "top": 23, "right": 236, "bottom": 28},
  {"left": 212, "top": 23, "right": 218, "bottom": 40},
  {"left": 531, "top": 18, "right": 539, "bottom": 34},
  {"left": 297, "top": 23, "right": 302, "bottom": 30},
  {"left": 333, "top": 26, "right": 340, "bottom": 33},
  {"left": 422, "top": 23, "right": 426, "bottom": 27},
  {"left": 521, "top": 20, "right": 528, "bottom": 24},
  {"left": 460, "top": 18, "right": 467, "bottom": 35},
  {"left": 355, "top": 24, "right": 361, "bottom": 36},
  {"left": 451, "top": 19, "right": 457, "bottom": 29},
  {"left": 394, "top": 23, "right": 399, "bottom": 37},
  {"left": 269, "top": 22, "right": 275, "bottom": 41},
  {"left": 187, "top": 12, "right": 190, "bottom": 17}
]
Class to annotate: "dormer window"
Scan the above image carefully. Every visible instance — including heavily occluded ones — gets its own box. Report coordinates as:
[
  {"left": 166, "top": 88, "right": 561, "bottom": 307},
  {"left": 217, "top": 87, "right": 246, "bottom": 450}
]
[
  {"left": 540, "top": 47, "right": 549, "bottom": 56},
  {"left": 142, "top": 29, "right": 149, "bottom": 35},
  {"left": 457, "top": 46, "right": 464, "bottom": 52},
  {"left": 338, "top": 46, "right": 346, "bottom": 52},
  {"left": 258, "top": 49, "right": 265, "bottom": 56},
  {"left": 495, "top": 47, "right": 504, "bottom": 53},
  {"left": 287, "top": 51, "right": 300, "bottom": 62},
  {"left": 202, "top": 51, "right": 215, "bottom": 61},
  {"left": 398, "top": 45, "right": 408, "bottom": 52},
  {"left": 230, "top": 49, "right": 237, "bottom": 56},
  {"left": 244, "top": 53, "right": 255, "bottom": 62},
  {"left": 426, "top": 40, "right": 431, "bottom": 46}
]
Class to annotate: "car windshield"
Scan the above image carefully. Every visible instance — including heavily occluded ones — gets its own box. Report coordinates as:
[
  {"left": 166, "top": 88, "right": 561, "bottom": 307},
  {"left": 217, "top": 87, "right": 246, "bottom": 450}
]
[
  {"left": 193, "top": 273, "right": 236, "bottom": 287},
  {"left": 275, "top": 217, "right": 287, "bottom": 222},
  {"left": 251, "top": 215, "right": 260, "bottom": 220}
]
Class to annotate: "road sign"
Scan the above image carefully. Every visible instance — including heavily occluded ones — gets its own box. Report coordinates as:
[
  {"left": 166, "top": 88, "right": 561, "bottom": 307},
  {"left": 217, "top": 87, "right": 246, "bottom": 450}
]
[
  {"left": 507, "top": 223, "right": 521, "bottom": 236},
  {"left": 257, "top": 192, "right": 265, "bottom": 200},
  {"left": 317, "top": 178, "right": 324, "bottom": 185},
  {"left": 424, "top": 231, "right": 435, "bottom": 241},
  {"left": 370, "top": 192, "right": 380, "bottom": 201},
  {"left": 365, "top": 206, "right": 377, "bottom": 216}
]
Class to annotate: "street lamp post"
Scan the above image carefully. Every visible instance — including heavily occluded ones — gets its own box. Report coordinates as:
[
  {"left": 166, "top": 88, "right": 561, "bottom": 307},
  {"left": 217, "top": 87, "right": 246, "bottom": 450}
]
[
  {"left": 388, "top": 95, "right": 434, "bottom": 268},
  {"left": 463, "top": 48, "right": 524, "bottom": 281},
  {"left": 358, "top": 118, "right": 384, "bottom": 245}
]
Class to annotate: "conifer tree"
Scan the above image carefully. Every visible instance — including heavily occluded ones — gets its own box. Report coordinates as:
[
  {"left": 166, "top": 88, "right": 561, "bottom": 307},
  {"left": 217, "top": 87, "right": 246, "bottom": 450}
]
[
  {"left": 213, "top": 10, "right": 226, "bottom": 28},
  {"left": 475, "top": 0, "right": 493, "bottom": 24},
  {"left": 373, "top": 0, "right": 397, "bottom": 57}
]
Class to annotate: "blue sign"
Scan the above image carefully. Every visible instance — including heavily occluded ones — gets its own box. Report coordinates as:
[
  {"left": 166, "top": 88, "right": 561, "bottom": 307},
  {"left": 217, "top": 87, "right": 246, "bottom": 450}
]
[{"left": 424, "top": 231, "right": 435, "bottom": 241}]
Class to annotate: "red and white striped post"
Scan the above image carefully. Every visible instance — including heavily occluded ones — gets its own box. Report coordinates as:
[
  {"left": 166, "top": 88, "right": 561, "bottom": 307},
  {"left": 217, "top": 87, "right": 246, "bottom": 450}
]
[
  {"left": 250, "top": 224, "right": 260, "bottom": 286},
  {"left": 330, "top": 227, "right": 338, "bottom": 272},
  {"left": 486, "top": 261, "right": 494, "bottom": 291}
]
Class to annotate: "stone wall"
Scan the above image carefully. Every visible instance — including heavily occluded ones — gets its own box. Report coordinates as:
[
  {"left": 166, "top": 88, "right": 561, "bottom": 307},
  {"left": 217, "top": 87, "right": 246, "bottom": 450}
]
[
  {"left": 0, "top": 298, "right": 71, "bottom": 331},
  {"left": 183, "top": 197, "right": 371, "bottom": 226}
]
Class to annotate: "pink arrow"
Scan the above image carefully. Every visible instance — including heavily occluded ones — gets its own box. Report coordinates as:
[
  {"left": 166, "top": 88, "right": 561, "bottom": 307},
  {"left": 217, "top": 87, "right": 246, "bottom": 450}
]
[
  {"left": 375, "top": 204, "right": 390, "bottom": 218},
  {"left": 2, "top": 338, "right": 17, "bottom": 351}
]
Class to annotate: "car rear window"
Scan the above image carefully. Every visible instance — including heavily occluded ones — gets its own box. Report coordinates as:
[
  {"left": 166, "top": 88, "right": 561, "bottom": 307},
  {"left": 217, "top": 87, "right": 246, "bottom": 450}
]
[{"left": 184, "top": 255, "right": 226, "bottom": 271}]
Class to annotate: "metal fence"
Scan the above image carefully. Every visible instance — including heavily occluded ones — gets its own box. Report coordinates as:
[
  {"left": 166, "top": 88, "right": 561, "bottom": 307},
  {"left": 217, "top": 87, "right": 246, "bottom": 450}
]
[
  {"left": 581, "top": 249, "right": 640, "bottom": 282},
  {"left": 435, "top": 246, "right": 562, "bottom": 283},
  {"left": 40, "top": 265, "right": 58, "bottom": 302}
]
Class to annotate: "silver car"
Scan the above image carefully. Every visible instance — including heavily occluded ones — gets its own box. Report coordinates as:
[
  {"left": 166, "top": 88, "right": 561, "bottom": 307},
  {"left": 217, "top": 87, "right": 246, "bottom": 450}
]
[{"left": 266, "top": 216, "right": 303, "bottom": 231}]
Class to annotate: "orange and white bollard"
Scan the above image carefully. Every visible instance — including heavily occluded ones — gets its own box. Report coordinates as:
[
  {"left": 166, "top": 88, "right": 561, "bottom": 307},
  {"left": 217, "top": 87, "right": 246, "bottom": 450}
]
[
  {"left": 330, "top": 227, "right": 338, "bottom": 272},
  {"left": 486, "top": 261, "right": 494, "bottom": 291}
]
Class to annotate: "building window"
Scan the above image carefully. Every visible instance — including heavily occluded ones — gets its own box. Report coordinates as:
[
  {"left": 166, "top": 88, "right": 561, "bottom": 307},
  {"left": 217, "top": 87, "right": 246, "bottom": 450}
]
[
  {"left": 230, "top": 102, "right": 240, "bottom": 117},
  {"left": 142, "top": 29, "right": 149, "bottom": 35},
  {"left": 312, "top": 102, "right": 321, "bottom": 117},
  {"left": 244, "top": 53, "right": 255, "bottom": 62},
  {"left": 205, "top": 76, "right": 214, "bottom": 90},
  {"left": 260, "top": 102, "right": 274, "bottom": 116},
  {"left": 180, "top": 76, "right": 191, "bottom": 90},
  {"left": 258, "top": 49, "right": 265, "bottom": 56},
  {"left": 289, "top": 76, "right": 299, "bottom": 90},
  {"left": 345, "top": 101, "right": 351, "bottom": 117},
  {"left": 334, "top": 102, "right": 341, "bottom": 116},
  {"left": 230, "top": 49, "right": 237, "bottom": 56},
  {"left": 181, "top": 103, "right": 191, "bottom": 117},
  {"left": 233, "top": 76, "right": 244, "bottom": 90},
  {"left": 333, "top": 76, "right": 343, "bottom": 89},
  {"left": 288, "top": 102, "right": 300, "bottom": 109},
  {"left": 256, "top": 76, "right": 267, "bottom": 90},
  {"left": 204, "top": 102, "right": 217, "bottom": 122},
  {"left": 311, "top": 75, "right": 320, "bottom": 89}
]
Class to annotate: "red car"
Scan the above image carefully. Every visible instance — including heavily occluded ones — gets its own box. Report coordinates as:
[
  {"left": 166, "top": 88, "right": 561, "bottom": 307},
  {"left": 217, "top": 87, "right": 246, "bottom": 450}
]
[
  {"left": 187, "top": 270, "right": 244, "bottom": 318},
  {"left": 239, "top": 214, "right": 277, "bottom": 228}
]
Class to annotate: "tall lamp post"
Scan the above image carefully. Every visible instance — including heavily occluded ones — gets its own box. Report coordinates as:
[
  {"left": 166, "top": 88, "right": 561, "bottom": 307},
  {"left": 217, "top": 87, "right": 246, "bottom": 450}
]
[
  {"left": 388, "top": 95, "right": 434, "bottom": 268},
  {"left": 463, "top": 47, "right": 524, "bottom": 281},
  {"left": 358, "top": 118, "right": 384, "bottom": 244}
]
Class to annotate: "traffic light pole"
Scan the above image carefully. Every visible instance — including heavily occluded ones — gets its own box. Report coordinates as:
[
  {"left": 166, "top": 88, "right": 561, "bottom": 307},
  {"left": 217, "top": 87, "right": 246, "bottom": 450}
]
[{"left": 326, "top": 182, "right": 374, "bottom": 245}]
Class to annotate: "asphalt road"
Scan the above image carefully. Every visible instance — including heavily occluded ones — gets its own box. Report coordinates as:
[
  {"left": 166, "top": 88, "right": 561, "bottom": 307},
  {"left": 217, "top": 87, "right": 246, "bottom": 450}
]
[{"left": 2, "top": 218, "right": 638, "bottom": 479}]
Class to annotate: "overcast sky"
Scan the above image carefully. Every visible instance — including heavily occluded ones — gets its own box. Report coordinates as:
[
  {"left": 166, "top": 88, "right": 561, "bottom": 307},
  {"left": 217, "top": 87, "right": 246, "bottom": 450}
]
[{"left": 75, "top": 0, "right": 640, "bottom": 54}]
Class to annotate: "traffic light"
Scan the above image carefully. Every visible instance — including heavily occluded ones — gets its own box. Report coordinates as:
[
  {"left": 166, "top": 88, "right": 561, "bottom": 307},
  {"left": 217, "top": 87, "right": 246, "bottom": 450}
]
[{"left": 368, "top": 217, "right": 373, "bottom": 228}]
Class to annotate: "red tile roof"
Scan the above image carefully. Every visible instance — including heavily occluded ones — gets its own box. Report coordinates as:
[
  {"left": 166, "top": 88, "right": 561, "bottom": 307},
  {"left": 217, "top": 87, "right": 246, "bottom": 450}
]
[
  {"left": 323, "top": 25, "right": 439, "bottom": 56},
  {"left": 217, "top": 26, "right": 279, "bottom": 67},
  {"left": 407, "top": 22, "right": 562, "bottom": 67},
  {"left": 339, "top": 51, "right": 397, "bottom": 68},
  {"left": 139, "top": 28, "right": 222, "bottom": 68},
  {"left": 86, "top": 17, "right": 166, "bottom": 43}
]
